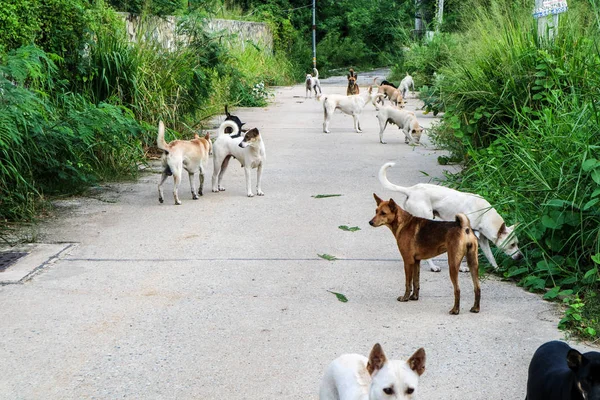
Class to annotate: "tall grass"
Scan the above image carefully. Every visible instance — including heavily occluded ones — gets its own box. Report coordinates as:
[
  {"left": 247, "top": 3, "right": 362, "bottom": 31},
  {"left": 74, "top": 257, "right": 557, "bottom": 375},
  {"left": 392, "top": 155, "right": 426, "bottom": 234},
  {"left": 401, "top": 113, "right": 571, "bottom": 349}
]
[{"left": 428, "top": 1, "right": 600, "bottom": 337}]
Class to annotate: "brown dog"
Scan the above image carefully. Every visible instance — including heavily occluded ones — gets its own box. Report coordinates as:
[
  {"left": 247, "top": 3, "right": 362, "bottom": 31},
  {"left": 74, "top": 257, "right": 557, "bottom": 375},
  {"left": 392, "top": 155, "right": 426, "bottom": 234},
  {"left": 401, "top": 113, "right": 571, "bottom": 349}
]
[
  {"left": 347, "top": 68, "right": 360, "bottom": 95},
  {"left": 157, "top": 121, "right": 212, "bottom": 205},
  {"left": 369, "top": 194, "right": 481, "bottom": 315}
]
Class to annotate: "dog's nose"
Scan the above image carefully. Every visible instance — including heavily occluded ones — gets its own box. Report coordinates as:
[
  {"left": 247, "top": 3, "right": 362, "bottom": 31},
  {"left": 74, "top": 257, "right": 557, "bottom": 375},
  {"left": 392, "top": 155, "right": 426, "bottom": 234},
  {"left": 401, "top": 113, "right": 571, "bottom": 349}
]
[
  {"left": 369, "top": 220, "right": 374, "bottom": 226},
  {"left": 513, "top": 252, "right": 524, "bottom": 260}
]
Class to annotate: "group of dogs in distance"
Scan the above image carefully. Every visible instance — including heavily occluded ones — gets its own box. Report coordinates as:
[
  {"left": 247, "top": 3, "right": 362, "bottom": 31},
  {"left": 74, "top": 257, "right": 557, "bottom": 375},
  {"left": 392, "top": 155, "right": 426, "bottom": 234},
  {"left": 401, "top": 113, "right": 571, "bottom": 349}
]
[
  {"left": 156, "top": 75, "right": 600, "bottom": 400},
  {"left": 305, "top": 68, "right": 423, "bottom": 144}
]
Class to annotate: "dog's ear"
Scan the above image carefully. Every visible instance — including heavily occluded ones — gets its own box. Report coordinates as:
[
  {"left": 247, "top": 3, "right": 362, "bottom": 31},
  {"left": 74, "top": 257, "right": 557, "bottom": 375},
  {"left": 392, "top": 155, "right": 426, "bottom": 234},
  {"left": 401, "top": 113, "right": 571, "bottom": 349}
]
[
  {"left": 408, "top": 348, "right": 426, "bottom": 376},
  {"left": 373, "top": 193, "right": 383, "bottom": 205},
  {"left": 366, "top": 343, "right": 387, "bottom": 375},
  {"left": 498, "top": 223, "right": 507, "bottom": 236},
  {"left": 194, "top": 133, "right": 200, "bottom": 139},
  {"left": 204, "top": 132, "right": 210, "bottom": 140},
  {"left": 567, "top": 348, "right": 584, "bottom": 372},
  {"left": 388, "top": 198, "right": 397, "bottom": 212}
]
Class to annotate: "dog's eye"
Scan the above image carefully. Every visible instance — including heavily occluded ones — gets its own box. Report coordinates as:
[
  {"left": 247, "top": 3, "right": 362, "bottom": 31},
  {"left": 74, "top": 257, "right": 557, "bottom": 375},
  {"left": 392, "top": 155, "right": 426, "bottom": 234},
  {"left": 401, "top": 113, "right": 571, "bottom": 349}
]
[
  {"left": 406, "top": 387, "right": 414, "bottom": 395},
  {"left": 383, "top": 387, "right": 394, "bottom": 395}
]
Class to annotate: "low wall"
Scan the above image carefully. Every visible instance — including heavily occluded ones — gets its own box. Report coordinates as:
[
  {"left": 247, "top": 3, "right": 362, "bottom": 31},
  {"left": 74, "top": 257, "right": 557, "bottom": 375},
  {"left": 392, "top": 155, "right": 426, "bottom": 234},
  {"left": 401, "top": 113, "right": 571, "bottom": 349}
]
[{"left": 119, "top": 13, "right": 272, "bottom": 53}]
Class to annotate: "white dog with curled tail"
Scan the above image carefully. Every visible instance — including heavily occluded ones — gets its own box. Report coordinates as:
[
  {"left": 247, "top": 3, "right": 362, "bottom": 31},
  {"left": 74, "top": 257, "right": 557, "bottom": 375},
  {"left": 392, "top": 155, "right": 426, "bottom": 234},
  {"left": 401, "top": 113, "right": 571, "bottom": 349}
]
[{"left": 211, "top": 120, "right": 266, "bottom": 197}]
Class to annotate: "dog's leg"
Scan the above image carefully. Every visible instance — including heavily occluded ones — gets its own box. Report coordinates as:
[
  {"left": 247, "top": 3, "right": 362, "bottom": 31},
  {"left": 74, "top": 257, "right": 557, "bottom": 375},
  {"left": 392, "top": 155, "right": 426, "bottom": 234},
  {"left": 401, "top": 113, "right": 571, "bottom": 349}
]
[
  {"left": 217, "top": 156, "right": 231, "bottom": 191},
  {"left": 425, "top": 258, "right": 441, "bottom": 272},
  {"left": 478, "top": 235, "right": 498, "bottom": 269},
  {"left": 212, "top": 156, "right": 221, "bottom": 193},
  {"left": 378, "top": 118, "right": 388, "bottom": 144},
  {"left": 410, "top": 261, "right": 421, "bottom": 300},
  {"left": 244, "top": 166, "right": 254, "bottom": 197},
  {"left": 448, "top": 248, "right": 462, "bottom": 314},
  {"left": 467, "top": 244, "right": 481, "bottom": 313},
  {"left": 158, "top": 171, "right": 169, "bottom": 204},
  {"left": 398, "top": 259, "right": 414, "bottom": 302},
  {"left": 256, "top": 163, "right": 264, "bottom": 196},
  {"left": 172, "top": 169, "right": 182, "bottom": 205},
  {"left": 353, "top": 114, "right": 362, "bottom": 133},
  {"left": 323, "top": 106, "right": 331, "bottom": 133},
  {"left": 189, "top": 171, "right": 199, "bottom": 200},
  {"left": 198, "top": 164, "right": 205, "bottom": 196}
]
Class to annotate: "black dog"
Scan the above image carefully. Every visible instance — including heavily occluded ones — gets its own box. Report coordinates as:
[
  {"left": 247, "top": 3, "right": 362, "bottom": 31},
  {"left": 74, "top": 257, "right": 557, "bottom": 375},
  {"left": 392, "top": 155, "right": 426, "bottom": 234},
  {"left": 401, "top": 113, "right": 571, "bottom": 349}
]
[
  {"left": 224, "top": 104, "right": 245, "bottom": 137},
  {"left": 526, "top": 341, "right": 600, "bottom": 400},
  {"left": 381, "top": 79, "right": 397, "bottom": 89}
]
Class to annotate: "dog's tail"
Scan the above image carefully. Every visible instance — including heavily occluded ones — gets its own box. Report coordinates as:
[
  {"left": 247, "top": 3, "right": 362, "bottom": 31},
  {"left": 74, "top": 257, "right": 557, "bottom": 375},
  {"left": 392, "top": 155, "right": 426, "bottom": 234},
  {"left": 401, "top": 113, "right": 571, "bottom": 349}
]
[
  {"left": 225, "top": 104, "right": 231, "bottom": 117},
  {"left": 313, "top": 68, "right": 319, "bottom": 79},
  {"left": 215, "top": 120, "right": 239, "bottom": 140},
  {"left": 373, "top": 77, "right": 379, "bottom": 85},
  {"left": 455, "top": 213, "right": 473, "bottom": 234},
  {"left": 157, "top": 121, "right": 170, "bottom": 152},
  {"left": 378, "top": 162, "right": 411, "bottom": 196}
]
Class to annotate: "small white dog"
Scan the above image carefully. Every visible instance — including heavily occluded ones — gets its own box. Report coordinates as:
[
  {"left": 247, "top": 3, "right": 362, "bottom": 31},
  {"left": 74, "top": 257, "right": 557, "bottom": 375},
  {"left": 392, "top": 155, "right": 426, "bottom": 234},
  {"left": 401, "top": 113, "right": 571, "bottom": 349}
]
[
  {"left": 157, "top": 121, "right": 211, "bottom": 205},
  {"left": 322, "top": 86, "right": 382, "bottom": 133},
  {"left": 399, "top": 74, "right": 415, "bottom": 99},
  {"left": 306, "top": 68, "right": 322, "bottom": 98},
  {"left": 211, "top": 120, "right": 266, "bottom": 197},
  {"left": 379, "top": 162, "right": 523, "bottom": 271},
  {"left": 319, "top": 343, "right": 426, "bottom": 400},
  {"left": 376, "top": 106, "right": 423, "bottom": 144}
]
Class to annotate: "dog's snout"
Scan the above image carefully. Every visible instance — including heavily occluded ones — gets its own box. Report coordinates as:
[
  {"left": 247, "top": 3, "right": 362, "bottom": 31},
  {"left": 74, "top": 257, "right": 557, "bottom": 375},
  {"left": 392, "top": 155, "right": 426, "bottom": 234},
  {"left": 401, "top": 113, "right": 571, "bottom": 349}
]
[
  {"left": 369, "top": 220, "right": 374, "bottom": 226},
  {"left": 513, "top": 252, "right": 524, "bottom": 261}
]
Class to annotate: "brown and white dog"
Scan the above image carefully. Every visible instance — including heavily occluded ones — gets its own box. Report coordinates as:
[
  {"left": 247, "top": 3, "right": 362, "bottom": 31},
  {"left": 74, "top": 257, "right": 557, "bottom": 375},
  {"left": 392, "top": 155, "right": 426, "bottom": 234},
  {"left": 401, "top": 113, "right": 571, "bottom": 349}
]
[
  {"left": 379, "top": 162, "right": 522, "bottom": 271},
  {"left": 372, "top": 79, "right": 405, "bottom": 109},
  {"left": 157, "top": 121, "right": 211, "bottom": 205},
  {"left": 347, "top": 68, "right": 360, "bottom": 95},
  {"left": 376, "top": 106, "right": 422, "bottom": 144},
  {"left": 369, "top": 193, "right": 481, "bottom": 315},
  {"left": 319, "top": 343, "right": 426, "bottom": 400},
  {"left": 306, "top": 68, "right": 322, "bottom": 98},
  {"left": 322, "top": 86, "right": 383, "bottom": 133}
]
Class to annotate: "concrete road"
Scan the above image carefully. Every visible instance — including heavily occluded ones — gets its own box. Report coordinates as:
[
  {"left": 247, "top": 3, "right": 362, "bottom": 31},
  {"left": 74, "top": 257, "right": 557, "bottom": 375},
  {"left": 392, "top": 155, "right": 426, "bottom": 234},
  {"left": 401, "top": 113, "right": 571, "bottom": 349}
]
[{"left": 0, "top": 75, "right": 589, "bottom": 399}]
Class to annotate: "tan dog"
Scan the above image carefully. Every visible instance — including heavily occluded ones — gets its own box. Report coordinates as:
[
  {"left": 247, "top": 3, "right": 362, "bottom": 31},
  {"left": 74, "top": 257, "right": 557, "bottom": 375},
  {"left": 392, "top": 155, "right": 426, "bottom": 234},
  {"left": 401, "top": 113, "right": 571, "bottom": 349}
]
[
  {"left": 375, "top": 106, "right": 422, "bottom": 144},
  {"left": 372, "top": 80, "right": 405, "bottom": 109},
  {"left": 369, "top": 194, "right": 481, "bottom": 315},
  {"left": 347, "top": 69, "right": 360, "bottom": 95},
  {"left": 157, "top": 121, "right": 211, "bottom": 205}
]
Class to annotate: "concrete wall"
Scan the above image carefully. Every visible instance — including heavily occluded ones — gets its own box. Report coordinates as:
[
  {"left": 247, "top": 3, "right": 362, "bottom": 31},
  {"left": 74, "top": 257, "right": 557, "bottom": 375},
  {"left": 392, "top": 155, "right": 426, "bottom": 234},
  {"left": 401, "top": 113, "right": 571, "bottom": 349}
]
[{"left": 119, "top": 13, "right": 272, "bottom": 53}]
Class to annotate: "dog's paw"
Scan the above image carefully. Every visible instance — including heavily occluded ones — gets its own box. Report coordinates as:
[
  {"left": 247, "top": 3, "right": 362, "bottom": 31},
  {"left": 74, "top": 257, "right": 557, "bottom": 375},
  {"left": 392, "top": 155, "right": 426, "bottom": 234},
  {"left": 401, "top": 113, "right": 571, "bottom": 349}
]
[
  {"left": 218, "top": 186, "right": 226, "bottom": 191},
  {"left": 158, "top": 197, "right": 164, "bottom": 204},
  {"left": 247, "top": 192, "right": 254, "bottom": 197},
  {"left": 397, "top": 295, "right": 410, "bottom": 302},
  {"left": 192, "top": 194, "right": 199, "bottom": 200},
  {"left": 257, "top": 190, "right": 264, "bottom": 196},
  {"left": 175, "top": 201, "right": 182, "bottom": 205},
  {"left": 449, "top": 308, "right": 460, "bottom": 315},
  {"left": 380, "top": 140, "right": 387, "bottom": 144},
  {"left": 470, "top": 306, "right": 480, "bottom": 313},
  {"left": 409, "top": 294, "right": 419, "bottom": 301},
  {"left": 459, "top": 265, "right": 470, "bottom": 273}
]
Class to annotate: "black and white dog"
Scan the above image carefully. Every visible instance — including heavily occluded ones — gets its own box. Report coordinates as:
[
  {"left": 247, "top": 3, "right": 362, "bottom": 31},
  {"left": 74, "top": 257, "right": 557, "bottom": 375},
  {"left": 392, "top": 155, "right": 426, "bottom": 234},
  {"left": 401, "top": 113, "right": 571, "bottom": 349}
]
[
  {"left": 526, "top": 341, "right": 600, "bottom": 400},
  {"left": 224, "top": 104, "right": 245, "bottom": 136}
]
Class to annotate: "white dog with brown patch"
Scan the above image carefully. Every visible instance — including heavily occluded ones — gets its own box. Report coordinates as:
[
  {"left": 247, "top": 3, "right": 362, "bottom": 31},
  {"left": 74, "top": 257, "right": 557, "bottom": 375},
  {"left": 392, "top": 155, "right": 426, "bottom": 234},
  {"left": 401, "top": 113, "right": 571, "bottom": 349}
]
[
  {"left": 379, "top": 162, "right": 523, "bottom": 271},
  {"left": 376, "top": 106, "right": 423, "bottom": 144},
  {"left": 319, "top": 343, "right": 426, "bottom": 400},
  {"left": 322, "top": 86, "right": 383, "bottom": 133},
  {"left": 211, "top": 120, "right": 266, "bottom": 197},
  {"left": 306, "top": 68, "right": 322, "bottom": 98},
  {"left": 157, "top": 121, "right": 211, "bottom": 205}
]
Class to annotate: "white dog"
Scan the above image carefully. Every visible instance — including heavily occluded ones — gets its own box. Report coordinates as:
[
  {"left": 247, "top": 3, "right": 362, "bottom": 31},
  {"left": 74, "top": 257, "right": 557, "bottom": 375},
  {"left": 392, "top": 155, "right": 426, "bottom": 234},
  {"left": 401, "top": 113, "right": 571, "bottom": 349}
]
[
  {"left": 319, "top": 343, "right": 426, "bottom": 400},
  {"left": 306, "top": 68, "right": 322, "bottom": 98},
  {"left": 157, "top": 121, "right": 211, "bottom": 205},
  {"left": 379, "top": 162, "right": 522, "bottom": 271},
  {"left": 376, "top": 106, "right": 423, "bottom": 144},
  {"left": 399, "top": 74, "right": 415, "bottom": 99},
  {"left": 211, "top": 120, "right": 266, "bottom": 197},
  {"left": 322, "top": 86, "right": 382, "bottom": 133}
]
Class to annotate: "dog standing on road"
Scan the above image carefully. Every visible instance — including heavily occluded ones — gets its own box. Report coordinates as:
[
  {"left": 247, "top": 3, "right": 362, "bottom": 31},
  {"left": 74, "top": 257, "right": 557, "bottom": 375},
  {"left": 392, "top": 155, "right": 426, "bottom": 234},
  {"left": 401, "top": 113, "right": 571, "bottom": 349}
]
[
  {"left": 306, "top": 68, "right": 322, "bottom": 98},
  {"left": 319, "top": 343, "right": 426, "bottom": 400},
  {"left": 399, "top": 74, "right": 415, "bottom": 99},
  {"left": 322, "top": 86, "right": 382, "bottom": 133},
  {"left": 379, "top": 162, "right": 522, "bottom": 271},
  {"left": 370, "top": 193, "right": 481, "bottom": 314},
  {"left": 157, "top": 121, "right": 211, "bottom": 205},
  {"left": 347, "top": 68, "right": 360, "bottom": 95},
  {"left": 526, "top": 341, "right": 600, "bottom": 400},
  {"left": 376, "top": 106, "right": 422, "bottom": 144},
  {"left": 211, "top": 120, "right": 266, "bottom": 197}
]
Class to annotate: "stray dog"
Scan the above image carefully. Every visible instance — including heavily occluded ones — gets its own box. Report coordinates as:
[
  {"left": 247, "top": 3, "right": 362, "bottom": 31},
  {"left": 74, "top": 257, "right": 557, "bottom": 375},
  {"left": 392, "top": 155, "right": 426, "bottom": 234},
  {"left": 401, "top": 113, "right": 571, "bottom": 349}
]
[
  {"left": 347, "top": 68, "right": 360, "bottom": 95},
  {"left": 157, "top": 121, "right": 211, "bottom": 205},
  {"left": 376, "top": 106, "right": 422, "bottom": 144},
  {"left": 372, "top": 84, "right": 404, "bottom": 109},
  {"left": 526, "top": 341, "right": 600, "bottom": 400},
  {"left": 224, "top": 104, "right": 245, "bottom": 134},
  {"left": 305, "top": 68, "right": 322, "bottom": 98},
  {"left": 211, "top": 120, "right": 266, "bottom": 197},
  {"left": 370, "top": 193, "right": 481, "bottom": 314},
  {"left": 399, "top": 74, "right": 415, "bottom": 99},
  {"left": 322, "top": 86, "right": 382, "bottom": 133},
  {"left": 381, "top": 79, "right": 397, "bottom": 89},
  {"left": 319, "top": 343, "right": 426, "bottom": 400},
  {"left": 379, "top": 162, "right": 522, "bottom": 271}
]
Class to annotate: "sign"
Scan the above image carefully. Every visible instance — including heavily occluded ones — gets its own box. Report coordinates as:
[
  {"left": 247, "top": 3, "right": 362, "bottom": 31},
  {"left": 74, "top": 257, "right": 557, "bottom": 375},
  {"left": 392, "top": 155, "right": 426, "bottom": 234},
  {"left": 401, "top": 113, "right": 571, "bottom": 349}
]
[{"left": 533, "top": 0, "right": 568, "bottom": 18}]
